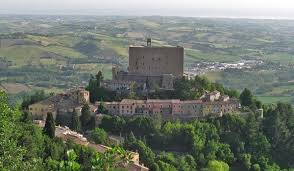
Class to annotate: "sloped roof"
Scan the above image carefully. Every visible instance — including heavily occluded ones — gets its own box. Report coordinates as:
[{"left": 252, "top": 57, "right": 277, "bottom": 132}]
[
  {"left": 36, "top": 93, "right": 82, "bottom": 110},
  {"left": 121, "top": 99, "right": 145, "bottom": 104},
  {"left": 146, "top": 99, "right": 180, "bottom": 103}
]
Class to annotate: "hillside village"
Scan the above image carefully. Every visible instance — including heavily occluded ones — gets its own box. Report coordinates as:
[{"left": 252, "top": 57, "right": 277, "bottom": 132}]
[
  {"left": 100, "top": 91, "right": 239, "bottom": 119},
  {"left": 29, "top": 39, "right": 241, "bottom": 122},
  {"left": 27, "top": 39, "right": 242, "bottom": 171},
  {"left": 33, "top": 120, "right": 149, "bottom": 171},
  {"left": 29, "top": 87, "right": 240, "bottom": 121},
  {"left": 1, "top": 15, "right": 293, "bottom": 171}
]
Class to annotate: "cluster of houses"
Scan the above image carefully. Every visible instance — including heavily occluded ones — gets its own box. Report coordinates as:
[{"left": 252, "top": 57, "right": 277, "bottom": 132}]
[
  {"left": 185, "top": 60, "right": 264, "bottom": 78},
  {"left": 99, "top": 90, "right": 240, "bottom": 119},
  {"left": 29, "top": 88, "right": 240, "bottom": 171},
  {"left": 29, "top": 87, "right": 95, "bottom": 120},
  {"left": 29, "top": 87, "right": 240, "bottom": 121},
  {"left": 33, "top": 120, "right": 148, "bottom": 171},
  {"left": 27, "top": 40, "right": 242, "bottom": 171}
]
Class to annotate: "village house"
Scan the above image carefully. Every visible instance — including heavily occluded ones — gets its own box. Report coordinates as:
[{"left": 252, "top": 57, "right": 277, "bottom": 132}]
[
  {"left": 100, "top": 91, "right": 240, "bottom": 118},
  {"left": 200, "top": 90, "right": 221, "bottom": 102},
  {"left": 29, "top": 87, "right": 92, "bottom": 120},
  {"left": 180, "top": 100, "right": 203, "bottom": 117},
  {"left": 32, "top": 120, "right": 149, "bottom": 171},
  {"left": 52, "top": 125, "right": 148, "bottom": 171}
]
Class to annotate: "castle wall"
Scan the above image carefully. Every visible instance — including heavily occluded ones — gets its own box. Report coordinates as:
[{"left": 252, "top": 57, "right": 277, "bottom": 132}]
[{"left": 129, "top": 46, "right": 184, "bottom": 77}]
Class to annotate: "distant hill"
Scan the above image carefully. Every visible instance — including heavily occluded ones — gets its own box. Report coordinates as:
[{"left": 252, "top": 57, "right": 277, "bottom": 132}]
[{"left": 0, "top": 15, "right": 293, "bottom": 105}]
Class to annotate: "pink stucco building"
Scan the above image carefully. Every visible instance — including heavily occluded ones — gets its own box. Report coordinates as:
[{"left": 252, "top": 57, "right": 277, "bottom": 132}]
[{"left": 99, "top": 91, "right": 240, "bottom": 118}]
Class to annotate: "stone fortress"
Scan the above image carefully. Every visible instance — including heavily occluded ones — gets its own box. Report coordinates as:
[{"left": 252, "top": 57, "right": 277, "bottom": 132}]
[
  {"left": 128, "top": 38, "right": 184, "bottom": 77},
  {"left": 103, "top": 38, "right": 184, "bottom": 91}
]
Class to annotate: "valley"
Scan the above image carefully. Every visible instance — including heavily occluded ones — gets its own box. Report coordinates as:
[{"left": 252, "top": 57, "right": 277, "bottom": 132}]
[{"left": 0, "top": 15, "right": 293, "bottom": 105}]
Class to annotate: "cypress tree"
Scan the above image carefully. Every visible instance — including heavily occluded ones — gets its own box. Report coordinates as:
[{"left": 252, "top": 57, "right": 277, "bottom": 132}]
[
  {"left": 43, "top": 112, "right": 55, "bottom": 138},
  {"left": 240, "top": 88, "right": 254, "bottom": 107},
  {"left": 80, "top": 104, "right": 92, "bottom": 131},
  {"left": 21, "top": 111, "right": 32, "bottom": 123},
  {"left": 95, "top": 71, "right": 103, "bottom": 88},
  {"left": 98, "top": 99, "right": 106, "bottom": 114},
  {"left": 71, "top": 109, "right": 81, "bottom": 132}
]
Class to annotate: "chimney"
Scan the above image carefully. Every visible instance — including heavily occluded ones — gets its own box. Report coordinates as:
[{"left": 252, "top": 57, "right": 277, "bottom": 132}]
[{"left": 147, "top": 38, "right": 151, "bottom": 47}]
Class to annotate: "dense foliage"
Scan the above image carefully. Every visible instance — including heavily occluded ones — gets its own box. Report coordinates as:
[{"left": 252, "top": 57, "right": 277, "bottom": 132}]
[
  {"left": 0, "top": 91, "right": 131, "bottom": 171},
  {"left": 87, "top": 71, "right": 239, "bottom": 103},
  {"left": 148, "top": 76, "right": 239, "bottom": 100},
  {"left": 88, "top": 71, "right": 293, "bottom": 170},
  {"left": 43, "top": 112, "right": 56, "bottom": 138},
  {"left": 87, "top": 71, "right": 118, "bottom": 102},
  {"left": 90, "top": 128, "right": 109, "bottom": 145},
  {"left": 80, "top": 104, "right": 95, "bottom": 131},
  {"left": 71, "top": 110, "right": 82, "bottom": 132},
  {"left": 2, "top": 70, "right": 294, "bottom": 170},
  {"left": 99, "top": 104, "right": 294, "bottom": 171},
  {"left": 21, "top": 90, "right": 49, "bottom": 110}
]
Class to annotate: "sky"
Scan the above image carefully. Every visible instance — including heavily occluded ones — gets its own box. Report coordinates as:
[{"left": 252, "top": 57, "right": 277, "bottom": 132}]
[{"left": 1, "top": 0, "right": 294, "bottom": 19}]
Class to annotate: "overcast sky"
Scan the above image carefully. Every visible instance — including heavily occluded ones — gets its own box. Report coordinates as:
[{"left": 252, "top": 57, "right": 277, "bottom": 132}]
[{"left": 1, "top": 0, "right": 294, "bottom": 18}]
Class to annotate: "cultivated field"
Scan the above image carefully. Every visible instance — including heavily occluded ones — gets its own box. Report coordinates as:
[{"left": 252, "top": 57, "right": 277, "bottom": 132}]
[{"left": 0, "top": 15, "right": 293, "bottom": 105}]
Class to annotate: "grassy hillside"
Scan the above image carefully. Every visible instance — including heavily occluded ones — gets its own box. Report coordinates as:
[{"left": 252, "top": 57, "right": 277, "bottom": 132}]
[{"left": 0, "top": 15, "right": 294, "bottom": 105}]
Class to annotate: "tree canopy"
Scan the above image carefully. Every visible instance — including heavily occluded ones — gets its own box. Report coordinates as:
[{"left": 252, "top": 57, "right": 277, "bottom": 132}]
[{"left": 43, "top": 112, "right": 55, "bottom": 138}]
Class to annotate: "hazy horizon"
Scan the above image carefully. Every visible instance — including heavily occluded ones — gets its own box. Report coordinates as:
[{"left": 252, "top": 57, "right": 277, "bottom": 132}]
[{"left": 1, "top": 0, "right": 294, "bottom": 19}]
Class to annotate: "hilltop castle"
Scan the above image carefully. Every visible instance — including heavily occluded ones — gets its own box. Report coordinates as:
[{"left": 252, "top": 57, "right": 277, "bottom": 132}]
[{"left": 103, "top": 38, "right": 184, "bottom": 91}]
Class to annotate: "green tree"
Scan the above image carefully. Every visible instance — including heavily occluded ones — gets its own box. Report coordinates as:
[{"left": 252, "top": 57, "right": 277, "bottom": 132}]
[
  {"left": 90, "top": 128, "right": 108, "bottom": 144},
  {"left": 97, "top": 100, "right": 107, "bottom": 114},
  {"left": 157, "top": 152, "right": 177, "bottom": 166},
  {"left": 240, "top": 153, "right": 252, "bottom": 170},
  {"left": 80, "top": 104, "right": 92, "bottom": 131},
  {"left": 18, "top": 124, "right": 45, "bottom": 161},
  {"left": 177, "top": 155, "right": 197, "bottom": 171},
  {"left": 21, "top": 90, "right": 48, "bottom": 110},
  {"left": 75, "top": 146, "right": 94, "bottom": 171},
  {"left": 252, "top": 164, "right": 261, "bottom": 171},
  {"left": 206, "top": 160, "right": 229, "bottom": 171},
  {"left": 100, "top": 115, "right": 126, "bottom": 134},
  {"left": 87, "top": 71, "right": 117, "bottom": 103},
  {"left": 95, "top": 71, "right": 103, "bottom": 88},
  {"left": 262, "top": 103, "right": 294, "bottom": 167},
  {"left": 240, "top": 88, "right": 254, "bottom": 107},
  {"left": 43, "top": 137, "right": 66, "bottom": 161},
  {"left": 127, "top": 116, "right": 156, "bottom": 136},
  {"left": 124, "top": 139, "right": 156, "bottom": 168},
  {"left": 91, "top": 146, "right": 130, "bottom": 171},
  {"left": 0, "top": 91, "right": 38, "bottom": 170},
  {"left": 71, "top": 110, "right": 81, "bottom": 133},
  {"left": 21, "top": 111, "right": 32, "bottom": 123},
  {"left": 59, "top": 150, "right": 81, "bottom": 171},
  {"left": 157, "top": 160, "right": 177, "bottom": 171},
  {"left": 152, "top": 112, "right": 162, "bottom": 130},
  {"left": 43, "top": 112, "right": 55, "bottom": 138}
]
